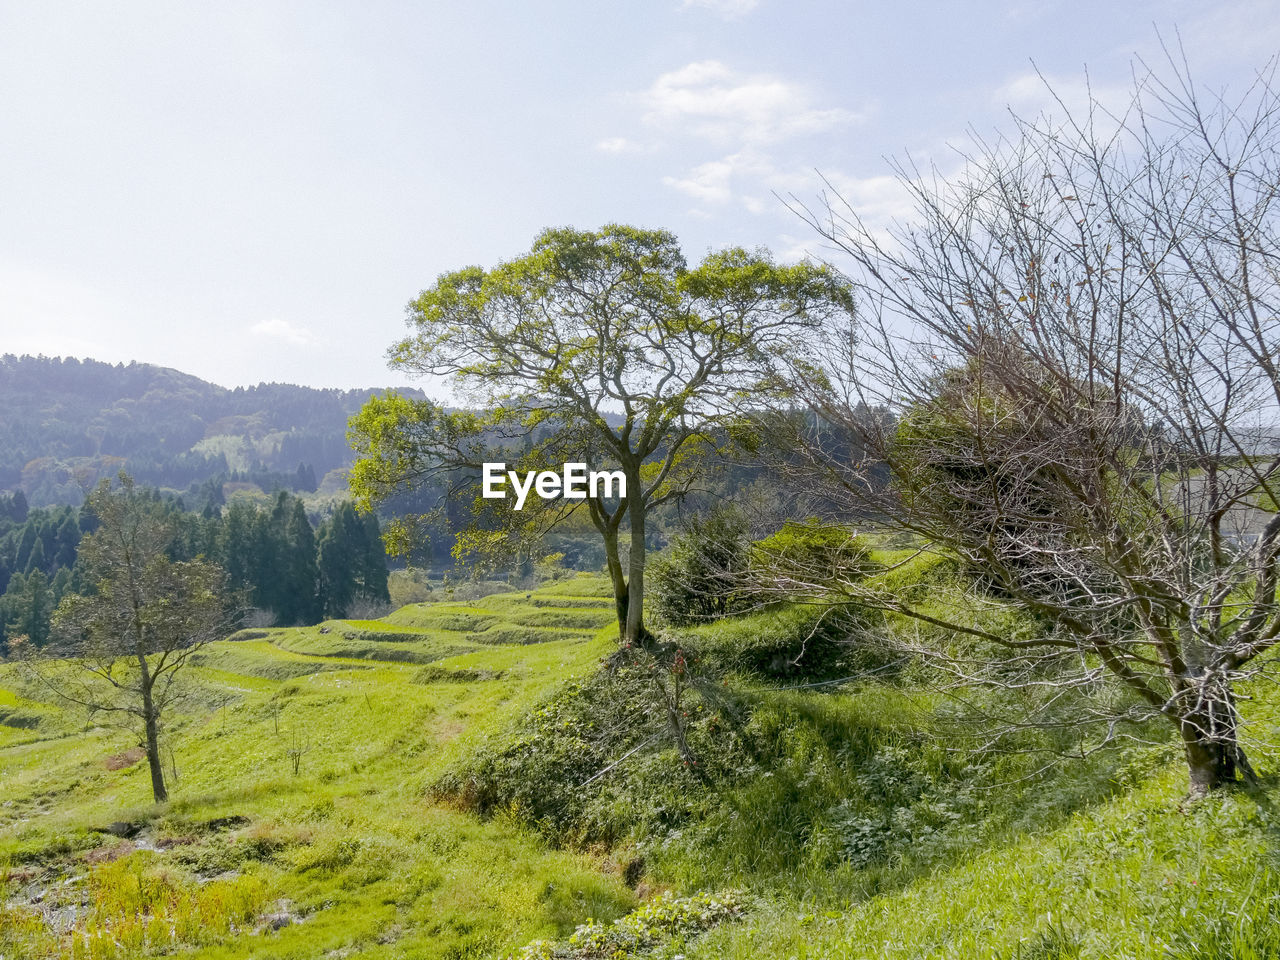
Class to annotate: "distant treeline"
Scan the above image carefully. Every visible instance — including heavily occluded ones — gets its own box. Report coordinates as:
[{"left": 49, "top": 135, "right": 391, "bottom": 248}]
[
  {"left": 128, "top": 454, "right": 319, "bottom": 495},
  {"left": 0, "top": 487, "right": 389, "bottom": 654},
  {"left": 0, "top": 354, "right": 424, "bottom": 505}
]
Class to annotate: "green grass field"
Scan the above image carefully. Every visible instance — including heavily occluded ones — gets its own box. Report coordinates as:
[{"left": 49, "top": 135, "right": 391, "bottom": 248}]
[
  {"left": 3, "top": 568, "right": 1279, "bottom": 960},
  {"left": 0, "top": 576, "right": 635, "bottom": 959}
]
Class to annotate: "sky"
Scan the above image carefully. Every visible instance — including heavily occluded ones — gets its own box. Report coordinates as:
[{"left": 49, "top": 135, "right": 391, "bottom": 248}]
[{"left": 2, "top": 0, "right": 1278, "bottom": 395}]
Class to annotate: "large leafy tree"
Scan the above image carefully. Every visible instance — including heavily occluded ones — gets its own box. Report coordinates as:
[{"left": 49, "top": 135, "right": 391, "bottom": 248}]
[
  {"left": 44, "top": 475, "right": 236, "bottom": 803},
  {"left": 350, "top": 224, "right": 852, "bottom": 646}
]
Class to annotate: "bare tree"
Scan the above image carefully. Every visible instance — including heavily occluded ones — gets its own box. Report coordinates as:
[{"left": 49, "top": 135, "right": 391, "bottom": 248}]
[
  {"left": 781, "top": 53, "right": 1280, "bottom": 795},
  {"left": 40, "top": 475, "right": 235, "bottom": 803}
]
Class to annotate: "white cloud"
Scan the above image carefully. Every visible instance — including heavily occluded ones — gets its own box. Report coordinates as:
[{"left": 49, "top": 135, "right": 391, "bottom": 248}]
[
  {"left": 595, "top": 136, "right": 637, "bottom": 153},
  {"left": 679, "top": 0, "right": 760, "bottom": 19},
  {"left": 993, "top": 70, "right": 1134, "bottom": 119},
  {"left": 663, "top": 159, "right": 736, "bottom": 204},
  {"left": 1170, "top": 1, "right": 1280, "bottom": 66},
  {"left": 773, "top": 233, "right": 818, "bottom": 264},
  {"left": 820, "top": 172, "right": 919, "bottom": 227},
  {"left": 662, "top": 150, "right": 799, "bottom": 208},
  {"left": 250, "top": 317, "right": 313, "bottom": 346},
  {"left": 642, "top": 60, "right": 859, "bottom": 145}
]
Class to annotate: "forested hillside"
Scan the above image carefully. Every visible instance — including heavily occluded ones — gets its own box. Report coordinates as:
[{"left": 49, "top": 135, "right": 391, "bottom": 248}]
[{"left": 0, "top": 355, "right": 426, "bottom": 506}]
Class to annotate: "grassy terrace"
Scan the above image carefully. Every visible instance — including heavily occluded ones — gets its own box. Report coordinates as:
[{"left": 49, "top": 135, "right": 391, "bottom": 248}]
[
  {"left": 3, "top": 563, "right": 1279, "bottom": 959},
  {"left": 0, "top": 576, "right": 633, "bottom": 959}
]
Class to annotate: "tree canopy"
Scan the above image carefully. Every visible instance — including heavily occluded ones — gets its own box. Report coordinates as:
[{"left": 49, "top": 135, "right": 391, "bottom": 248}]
[
  {"left": 46, "top": 475, "right": 236, "bottom": 802},
  {"left": 351, "top": 224, "right": 854, "bottom": 645}
]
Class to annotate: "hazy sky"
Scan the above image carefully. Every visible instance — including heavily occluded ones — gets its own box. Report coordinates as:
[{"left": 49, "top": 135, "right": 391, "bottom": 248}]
[{"left": 3, "top": 1, "right": 1277, "bottom": 393}]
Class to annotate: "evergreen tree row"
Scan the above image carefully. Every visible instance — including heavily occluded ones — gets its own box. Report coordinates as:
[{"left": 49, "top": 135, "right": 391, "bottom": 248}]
[
  {"left": 0, "top": 486, "right": 391, "bottom": 654},
  {"left": 205, "top": 492, "right": 388, "bottom": 625}
]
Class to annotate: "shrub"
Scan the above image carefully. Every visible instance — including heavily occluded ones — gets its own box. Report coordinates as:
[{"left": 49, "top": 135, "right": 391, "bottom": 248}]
[
  {"left": 749, "top": 519, "right": 874, "bottom": 590},
  {"left": 676, "top": 603, "right": 896, "bottom": 681},
  {"left": 413, "top": 665, "right": 504, "bottom": 683},
  {"left": 648, "top": 509, "right": 753, "bottom": 627},
  {"left": 510, "top": 890, "right": 747, "bottom": 959},
  {"left": 432, "top": 661, "right": 745, "bottom": 847}
]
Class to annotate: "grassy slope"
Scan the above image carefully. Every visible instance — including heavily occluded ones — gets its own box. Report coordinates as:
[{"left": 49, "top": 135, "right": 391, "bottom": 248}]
[
  {"left": 4, "top": 562, "right": 1280, "bottom": 960},
  {"left": 1, "top": 577, "right": 634, "bottom": 960},
  {"left": 688, "top": 765, "right": 1280, "bottom": 960},
  {"left": 670, "top": 550, "right": 1280, "bottom": 960}
]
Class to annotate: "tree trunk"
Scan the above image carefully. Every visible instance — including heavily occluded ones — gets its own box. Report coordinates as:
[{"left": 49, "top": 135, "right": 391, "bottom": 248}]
[
  {"left": 1182, "top": 733, "right": 1253, "bottom": 797},
  {"left": 141, "top": 679, "right": 168, "bottom": 803},
  {"left": 601, "top": 526, "right": 629, "bottom": 643},
  {"left": 1179, "top": 688, "right": 1256, "bottom": 798},
  {"left": 624, "top": 490, "right": 646, "bottom": 647}
]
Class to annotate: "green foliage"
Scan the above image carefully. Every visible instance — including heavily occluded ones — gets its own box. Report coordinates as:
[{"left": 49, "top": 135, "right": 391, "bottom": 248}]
[
  {"left": 512, "top": 891, "right": 747, "bottom": 960},
  {"left": 351, "top": 224, "right": 855, "bottom": 644},
  {"left": 1, "top": 484, "right": 392, "bottom": 650},
  {"left": 749, "top": 520, "right": 874, "bottom": 588},
  {"left": 431, "top": 665, "right": 670, "bottom": 846},
  {"left": 388, "top": 566, "right": 434, "bottom": 607},
  {"left": 49, "top": 474, "right": 236, "bottom": 803},
  {"left": 0, "top": 501, "right": 84, "bottom": 652},
  {"left": 648, "top": 509, "right": 753, "bottom": 627},
  {"left": 671, "top": 603, "right": 895, "bottom": 680},
  {"left": 316, "top": 502, "right": 390, "bottom": 619}
]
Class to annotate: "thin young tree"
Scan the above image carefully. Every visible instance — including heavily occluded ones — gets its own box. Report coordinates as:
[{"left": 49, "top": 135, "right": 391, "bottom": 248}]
[
  {"left": 44, "top": 475, "right": 235, "bottom": 803},
  {"left": 781, "top": 53, "right": 1280, "bottom": 795},
  {"left": 349, "top": 224, "right": 852, "bottom": 648}
]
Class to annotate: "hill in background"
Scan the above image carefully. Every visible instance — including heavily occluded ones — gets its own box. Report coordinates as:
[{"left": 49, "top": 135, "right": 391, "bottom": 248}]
[{"left": 0, "top": 355, "right": 427, "bottom": 508}]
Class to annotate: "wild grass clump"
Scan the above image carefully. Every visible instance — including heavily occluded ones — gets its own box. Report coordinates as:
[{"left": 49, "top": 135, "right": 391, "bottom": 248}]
[
  {"left": 381, "top": 607, "right": 500, "bottom": 632},
  {"left": 432, "top": 664, "right": 676, "bottom": 846},
  {"left": 225, "top": 628, "right": 272, "bottom": 642},
  {"left": 530, "top": 595, "right": 613, "bottom": 609},
  {"left": 188, "top": 644, "right": 351, "bottom": 681},
  {"left": 475, "top": 626, "right": 586, "bottom": 646},
  {"left": 0, "top": 853, "right": 275, "bottom": 960},
  {"left": 1, "top": 883, "right": 56, "bottom": 960},
  {"left": 0, "top": 706, "right": 41, "bottom": 730},
  {"left": 167, "top": 819, "right": 312, "bottom": 874},
  {"left": 671, "top": 603, "right": 900, "bottom": 681},
  {"left": 504, "top": 608, "right": 614, "bottom": 630},
  {"left": 538, "top": 576, "right": 615, "bottom": 598},
  {"left": 413, "top": 665, "right": 505, "bottom": 683},
  {"left": 689, "top": 769, "right": 1280, "bottom": 959},
  {"left": 87, "top": 853, "right": 270, "bottom": 938},
  {"left": 511, "top": 890, "right": 747, "bottom": 960},
  {"left": 271, "top": 630, "right": 472, "bottom": 663}
]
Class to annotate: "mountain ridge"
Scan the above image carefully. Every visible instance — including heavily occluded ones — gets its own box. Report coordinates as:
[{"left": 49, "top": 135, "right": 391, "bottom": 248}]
[{"left": 0, "top": 354, "right": 428, "bottom": 506}]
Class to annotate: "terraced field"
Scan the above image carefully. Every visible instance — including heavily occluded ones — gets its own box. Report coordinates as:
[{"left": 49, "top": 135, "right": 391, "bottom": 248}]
[
  {"left": 0, "top": 576, "right": 634, "bottom": 959},
  {"left": 7, "top": 567, "right": 1280, "bottom": 960}
]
